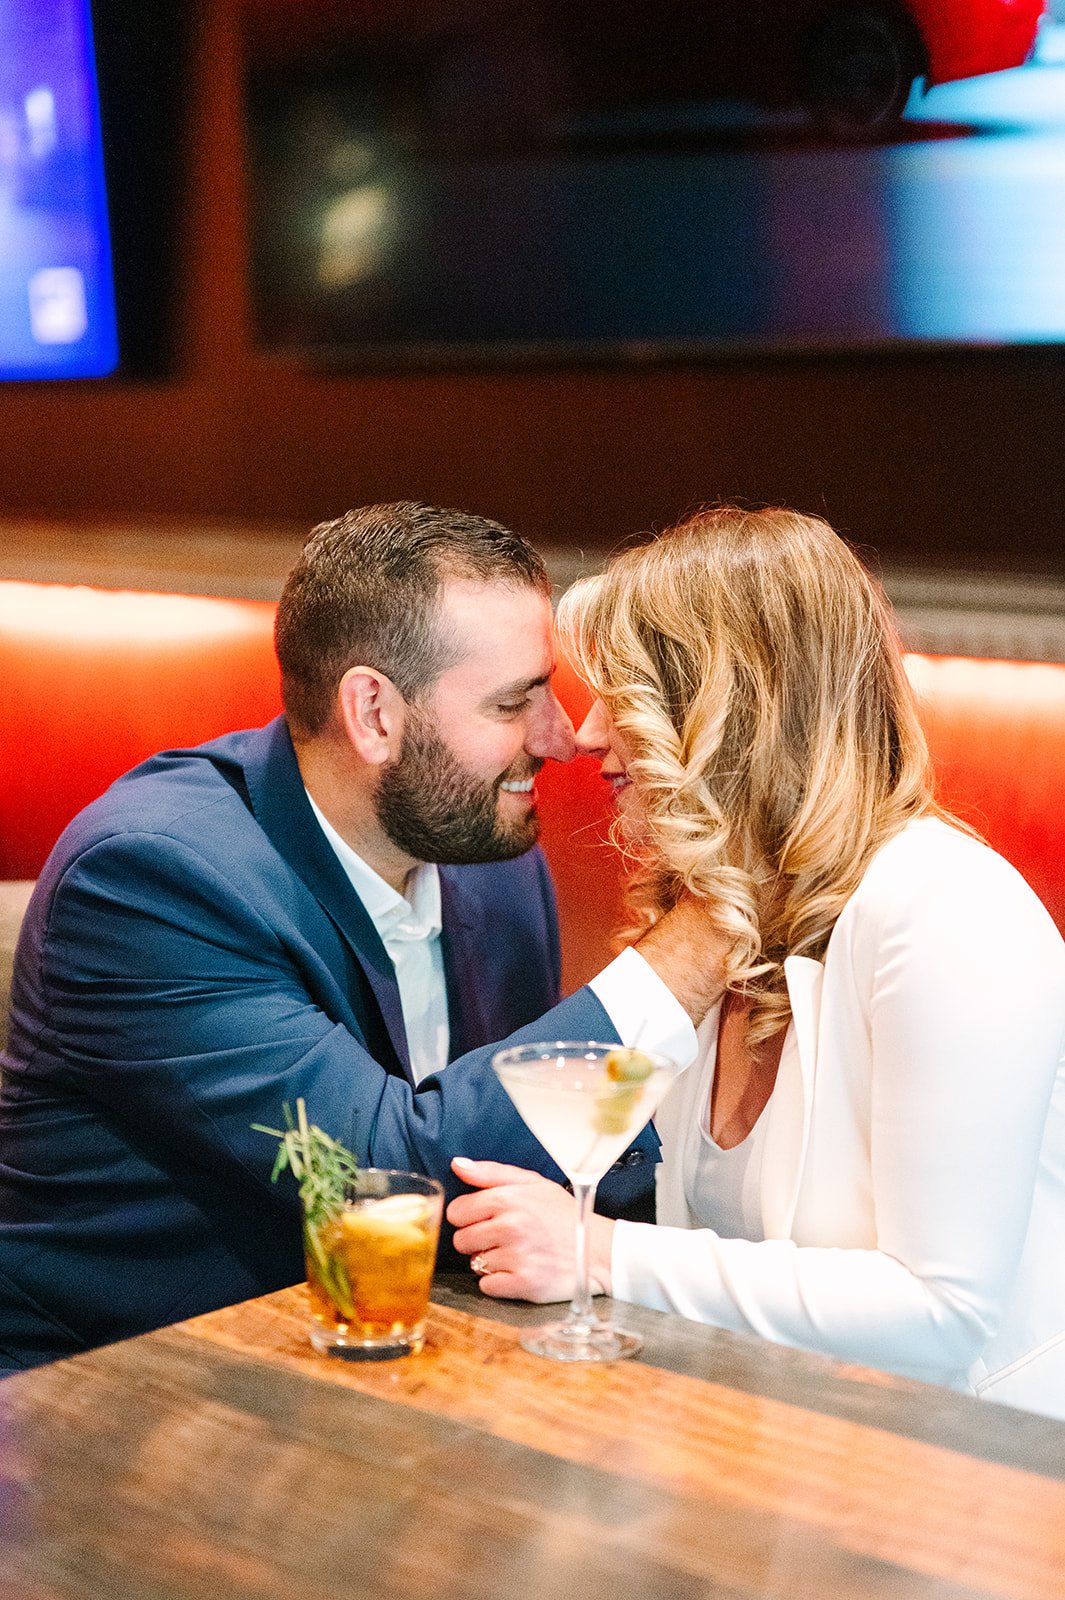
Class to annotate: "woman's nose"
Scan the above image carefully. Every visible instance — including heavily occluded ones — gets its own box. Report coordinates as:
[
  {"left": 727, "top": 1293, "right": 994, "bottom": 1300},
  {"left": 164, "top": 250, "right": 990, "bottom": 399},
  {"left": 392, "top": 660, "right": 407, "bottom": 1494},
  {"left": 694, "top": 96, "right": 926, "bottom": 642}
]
[{"left": 575, "top": 699, "right": 611, "bottom": 757}]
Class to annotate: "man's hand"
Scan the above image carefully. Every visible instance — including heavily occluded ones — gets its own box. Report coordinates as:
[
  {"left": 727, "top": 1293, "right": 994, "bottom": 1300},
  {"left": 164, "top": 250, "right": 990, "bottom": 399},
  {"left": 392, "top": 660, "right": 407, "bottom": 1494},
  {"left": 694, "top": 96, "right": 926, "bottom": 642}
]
[
  {"left": 448, "top": 1158, "right": 615, "bottom": 1302},
  {"left": 634, "top": 891, "right": 729, "bottom": 1026}
]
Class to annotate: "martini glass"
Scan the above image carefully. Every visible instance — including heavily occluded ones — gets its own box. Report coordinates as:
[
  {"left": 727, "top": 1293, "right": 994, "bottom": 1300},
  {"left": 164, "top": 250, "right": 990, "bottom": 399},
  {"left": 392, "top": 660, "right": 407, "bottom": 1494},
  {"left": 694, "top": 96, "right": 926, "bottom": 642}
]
[{"left": 491, "top": 1040, "right": 679, "bottom": 1361}]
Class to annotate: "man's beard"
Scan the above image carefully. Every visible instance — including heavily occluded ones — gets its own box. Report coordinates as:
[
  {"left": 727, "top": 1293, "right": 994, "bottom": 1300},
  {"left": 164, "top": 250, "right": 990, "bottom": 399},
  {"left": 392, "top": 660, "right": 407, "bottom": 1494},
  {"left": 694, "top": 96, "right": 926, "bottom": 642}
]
[{"left": 376, "top": 710, "right": 541, "bottom": 865}]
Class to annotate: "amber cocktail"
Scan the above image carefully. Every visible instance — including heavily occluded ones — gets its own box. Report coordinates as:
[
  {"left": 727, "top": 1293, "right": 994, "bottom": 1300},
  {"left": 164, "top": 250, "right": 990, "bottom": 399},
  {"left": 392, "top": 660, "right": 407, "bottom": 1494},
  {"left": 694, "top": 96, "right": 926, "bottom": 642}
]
[{"left": 304, "top": 1170, "right": 443, "bottom": 1359}]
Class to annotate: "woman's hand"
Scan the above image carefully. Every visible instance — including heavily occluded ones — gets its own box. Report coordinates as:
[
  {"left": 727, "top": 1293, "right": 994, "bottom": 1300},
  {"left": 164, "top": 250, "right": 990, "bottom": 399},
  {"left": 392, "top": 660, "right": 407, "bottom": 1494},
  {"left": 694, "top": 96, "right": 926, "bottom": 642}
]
[{"left": 448, "top": 1158, "right": 615, "bottom": 1303}]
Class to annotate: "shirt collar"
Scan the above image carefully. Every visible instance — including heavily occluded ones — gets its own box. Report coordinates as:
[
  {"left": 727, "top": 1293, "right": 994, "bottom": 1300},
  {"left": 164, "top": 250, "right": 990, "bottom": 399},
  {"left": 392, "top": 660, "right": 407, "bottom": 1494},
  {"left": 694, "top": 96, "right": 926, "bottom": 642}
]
[{"left": 305, "top": 792, "right": 442, "bottom": 942}]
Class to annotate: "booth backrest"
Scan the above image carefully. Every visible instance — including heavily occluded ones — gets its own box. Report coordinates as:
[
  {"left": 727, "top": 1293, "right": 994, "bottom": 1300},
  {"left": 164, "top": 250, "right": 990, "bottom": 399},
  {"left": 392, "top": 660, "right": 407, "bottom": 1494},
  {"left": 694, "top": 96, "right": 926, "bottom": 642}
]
[
  {"left": 904, "top": 655, "right": 1065, "bottom": 936},
  {"left": 0, "top": 583, "right": 280, "bottom": 880},
  {"left": 0, "top": 581, "right": 1063, "bottom": 996},
  {"left": 0, "top": 879, "right": 34, "bottom": 1050}
]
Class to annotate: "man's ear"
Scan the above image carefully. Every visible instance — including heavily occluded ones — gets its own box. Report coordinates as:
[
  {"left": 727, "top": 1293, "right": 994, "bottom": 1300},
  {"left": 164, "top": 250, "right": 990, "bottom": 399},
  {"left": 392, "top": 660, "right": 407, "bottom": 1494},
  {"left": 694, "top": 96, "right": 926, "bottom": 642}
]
[{"left": 336, "top": 667, "right": 406, "bottom": 766}]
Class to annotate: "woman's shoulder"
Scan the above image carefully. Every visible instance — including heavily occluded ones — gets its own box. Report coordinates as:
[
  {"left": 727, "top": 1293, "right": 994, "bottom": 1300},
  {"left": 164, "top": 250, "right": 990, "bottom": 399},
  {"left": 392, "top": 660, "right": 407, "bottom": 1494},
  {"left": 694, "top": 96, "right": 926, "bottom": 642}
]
[
  {"left": 828, "top": 817, "right": 1065, "bottom": 1035},
  {"left": 865, "top": 814, "right": 1018, "bottom": 883},
  {"left": 845, "top": 816, "right": 1064, "bottom": 949}
]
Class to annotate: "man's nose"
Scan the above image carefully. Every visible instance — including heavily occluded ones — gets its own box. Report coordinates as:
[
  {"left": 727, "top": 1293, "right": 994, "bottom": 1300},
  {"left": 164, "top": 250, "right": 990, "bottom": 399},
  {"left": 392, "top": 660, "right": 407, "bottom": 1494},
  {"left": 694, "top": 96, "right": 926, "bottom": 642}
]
[{"left": 527, "top": 689, "right": 576, "bottom": 763}]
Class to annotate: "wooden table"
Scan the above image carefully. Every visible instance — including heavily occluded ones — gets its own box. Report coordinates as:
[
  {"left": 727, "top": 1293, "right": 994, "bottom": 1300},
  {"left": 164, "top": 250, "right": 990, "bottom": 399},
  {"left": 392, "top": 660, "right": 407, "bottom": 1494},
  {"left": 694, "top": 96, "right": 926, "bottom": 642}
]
[{"left": 1, "top": 1276, "right": 1063, "bottom": 1600}]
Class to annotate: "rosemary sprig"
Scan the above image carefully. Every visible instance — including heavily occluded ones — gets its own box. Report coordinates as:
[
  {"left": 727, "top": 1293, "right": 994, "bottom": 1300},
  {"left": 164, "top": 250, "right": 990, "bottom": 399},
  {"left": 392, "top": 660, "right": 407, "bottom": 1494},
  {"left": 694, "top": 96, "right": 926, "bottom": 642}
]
[
  {"left": 254, "top": 1098, "right": 360, "bottom": 1223},
  {"left": 253, "top": 1099, "right": 361, "bottom": 1319}
]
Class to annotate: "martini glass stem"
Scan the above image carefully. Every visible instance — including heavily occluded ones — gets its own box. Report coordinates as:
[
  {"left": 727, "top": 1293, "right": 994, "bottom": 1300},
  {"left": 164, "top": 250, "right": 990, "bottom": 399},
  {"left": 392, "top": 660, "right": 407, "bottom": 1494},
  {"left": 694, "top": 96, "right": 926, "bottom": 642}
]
[{"left": 567, "top": 1180, "right": 598, "bottom": 1331}]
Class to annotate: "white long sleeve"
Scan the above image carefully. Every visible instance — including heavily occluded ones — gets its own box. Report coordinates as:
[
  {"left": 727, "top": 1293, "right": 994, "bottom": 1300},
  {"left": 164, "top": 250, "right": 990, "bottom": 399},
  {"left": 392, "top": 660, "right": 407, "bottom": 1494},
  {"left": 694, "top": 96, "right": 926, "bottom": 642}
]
[
  {"left": 611, "top": 821, "right": 1065, "bottom": 1402},
  {"left": 588, "top": 945, "right": 698, "bottom": 1071}
]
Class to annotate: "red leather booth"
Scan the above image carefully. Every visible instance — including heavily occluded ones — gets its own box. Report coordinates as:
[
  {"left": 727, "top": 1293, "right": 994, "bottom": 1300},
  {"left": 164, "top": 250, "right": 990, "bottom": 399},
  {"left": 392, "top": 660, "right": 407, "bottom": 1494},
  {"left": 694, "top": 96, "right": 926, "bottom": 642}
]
[
  {"left": 1, "top": 580, "right": 1063, "bottom": 994},
  {"left": 0, "top": 583, "right": 281, "bottom": 881}
]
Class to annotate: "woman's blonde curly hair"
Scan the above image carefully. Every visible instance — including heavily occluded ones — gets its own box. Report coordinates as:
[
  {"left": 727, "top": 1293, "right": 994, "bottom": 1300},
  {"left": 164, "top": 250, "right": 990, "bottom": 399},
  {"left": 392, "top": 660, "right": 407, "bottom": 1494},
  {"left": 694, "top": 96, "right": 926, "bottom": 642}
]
[{"left": 556, "top": 506, "right": 947, "bottom": 1044}]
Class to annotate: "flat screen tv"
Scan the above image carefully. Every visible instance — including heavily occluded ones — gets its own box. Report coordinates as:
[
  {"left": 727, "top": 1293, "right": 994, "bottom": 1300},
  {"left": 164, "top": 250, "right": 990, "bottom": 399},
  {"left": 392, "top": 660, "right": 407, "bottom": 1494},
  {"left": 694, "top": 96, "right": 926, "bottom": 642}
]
[
  {"left": 0, "top": 0, "right": 183, "bottom": 381},
  {"left": 242, "top": 0, "right": 1065, "bottom": 366},
  {"left": 0, "top": 0, "right": 118, "bottom": 379}
]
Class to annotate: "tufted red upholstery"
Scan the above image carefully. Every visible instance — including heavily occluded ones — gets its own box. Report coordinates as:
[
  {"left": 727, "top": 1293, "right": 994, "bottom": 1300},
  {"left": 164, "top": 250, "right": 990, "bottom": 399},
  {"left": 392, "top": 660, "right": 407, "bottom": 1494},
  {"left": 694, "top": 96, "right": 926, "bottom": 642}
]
[
  {"left": 0, "top": 581, "right": 1062, "bottom": 996},
  {"left": 0, "top": 583, "right": 281, "bottom": 880},
  {"left": 904, "top": 653, "right": 1065, "bottom": 940}
]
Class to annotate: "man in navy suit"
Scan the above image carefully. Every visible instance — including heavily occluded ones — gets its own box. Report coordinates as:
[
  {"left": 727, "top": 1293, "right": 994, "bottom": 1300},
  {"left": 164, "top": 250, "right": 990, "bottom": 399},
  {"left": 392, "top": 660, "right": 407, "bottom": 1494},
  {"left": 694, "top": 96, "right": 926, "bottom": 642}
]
[{"left": 0, "top": 503, "right": 718, "bottom": 1370}]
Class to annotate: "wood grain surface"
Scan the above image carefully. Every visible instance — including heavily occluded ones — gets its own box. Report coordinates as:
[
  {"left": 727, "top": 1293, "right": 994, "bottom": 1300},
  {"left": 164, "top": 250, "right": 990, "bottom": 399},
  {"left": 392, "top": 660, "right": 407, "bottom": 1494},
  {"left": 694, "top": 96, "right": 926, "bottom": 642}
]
[{"left": 1, "top": 1277, "right": 1063, "bottom": 1600}]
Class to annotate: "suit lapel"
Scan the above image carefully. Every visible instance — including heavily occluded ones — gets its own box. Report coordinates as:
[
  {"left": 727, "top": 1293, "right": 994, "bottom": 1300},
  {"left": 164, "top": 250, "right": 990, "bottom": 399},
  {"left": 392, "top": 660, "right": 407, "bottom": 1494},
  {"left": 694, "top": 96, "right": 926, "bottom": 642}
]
[
  {"left": 240, "top": 718, "right": 412, "bottom": 1080},
  {"left": 439, "top": 868, "right": 490, "bottom": 1061}
]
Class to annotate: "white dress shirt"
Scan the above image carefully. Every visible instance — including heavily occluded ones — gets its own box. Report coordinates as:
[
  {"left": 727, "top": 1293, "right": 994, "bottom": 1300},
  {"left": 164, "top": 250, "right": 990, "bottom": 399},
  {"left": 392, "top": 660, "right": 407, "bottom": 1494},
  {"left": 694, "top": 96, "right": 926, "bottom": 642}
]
[
  {"left": 307, "top": 795, "right": 450, "bottom": 1084},
  {"left": 307, "top": 794, "right": 698, "bottom": 1086},
  {"left": 589, "top": 945, "right": 699, "bottom": 1075}
]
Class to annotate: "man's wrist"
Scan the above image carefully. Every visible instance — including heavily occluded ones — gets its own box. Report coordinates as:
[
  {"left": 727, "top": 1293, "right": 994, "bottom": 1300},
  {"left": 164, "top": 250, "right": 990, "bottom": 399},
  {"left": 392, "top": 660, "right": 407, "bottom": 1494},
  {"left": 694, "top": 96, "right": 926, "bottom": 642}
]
[
  {"left": 587, "top": 946, "right": 697, "bottom": 1070},
  {"left": 635, "top": 897, "right": 727, "bottom": 1025}
]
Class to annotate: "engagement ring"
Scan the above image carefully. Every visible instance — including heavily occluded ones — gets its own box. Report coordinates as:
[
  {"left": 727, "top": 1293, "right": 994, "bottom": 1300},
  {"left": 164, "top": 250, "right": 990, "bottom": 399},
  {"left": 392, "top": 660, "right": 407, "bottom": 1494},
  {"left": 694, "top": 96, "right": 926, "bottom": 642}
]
[{"left": 470, "top": 1252, "right": 490, "bottom": 1276}]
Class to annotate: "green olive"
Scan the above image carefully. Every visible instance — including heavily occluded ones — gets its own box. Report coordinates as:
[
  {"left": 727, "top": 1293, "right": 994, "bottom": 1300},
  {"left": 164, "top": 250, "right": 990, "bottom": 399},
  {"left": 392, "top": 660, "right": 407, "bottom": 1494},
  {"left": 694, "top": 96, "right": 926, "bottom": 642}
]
[
  {"left": 605, "top": 1047, "right": 655, "bottom": 1083},
  {"left": 593, "top": 1083, "right": 643, "bottom": 1135}
]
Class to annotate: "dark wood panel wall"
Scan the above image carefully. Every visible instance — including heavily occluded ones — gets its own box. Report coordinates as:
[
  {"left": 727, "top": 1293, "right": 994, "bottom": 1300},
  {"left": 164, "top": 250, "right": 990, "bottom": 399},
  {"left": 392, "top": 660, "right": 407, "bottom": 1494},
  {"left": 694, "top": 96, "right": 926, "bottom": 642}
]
[{"left": 0, "top": 0, "right": 1061, "bottom": 574}]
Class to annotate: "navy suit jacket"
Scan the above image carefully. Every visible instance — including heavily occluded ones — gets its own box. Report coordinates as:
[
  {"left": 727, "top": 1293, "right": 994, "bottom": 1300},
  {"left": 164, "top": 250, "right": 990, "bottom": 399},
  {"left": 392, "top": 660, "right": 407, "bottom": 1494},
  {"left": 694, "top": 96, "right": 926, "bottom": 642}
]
[{"left": 0, "top": 719, "right": 655, "bottom": 1370}]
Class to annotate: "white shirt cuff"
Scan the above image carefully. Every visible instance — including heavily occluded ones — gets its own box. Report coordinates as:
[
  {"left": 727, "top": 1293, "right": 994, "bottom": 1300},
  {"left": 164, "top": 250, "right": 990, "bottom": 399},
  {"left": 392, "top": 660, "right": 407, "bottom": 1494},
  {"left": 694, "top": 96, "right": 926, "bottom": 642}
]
[{"left": 588, "top": 946, "right": 698, "bottom": 1074}]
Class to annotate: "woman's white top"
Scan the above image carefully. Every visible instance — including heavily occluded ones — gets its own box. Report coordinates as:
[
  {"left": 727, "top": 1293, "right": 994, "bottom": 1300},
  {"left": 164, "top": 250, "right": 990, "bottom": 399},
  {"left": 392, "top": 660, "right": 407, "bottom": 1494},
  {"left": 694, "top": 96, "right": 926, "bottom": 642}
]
[
  {"left": 610, "top": 818, "right": 1065, "bottom": 1419},
  {"left": 684, "top": 1010, "right": 771, "bottom": 1241}
]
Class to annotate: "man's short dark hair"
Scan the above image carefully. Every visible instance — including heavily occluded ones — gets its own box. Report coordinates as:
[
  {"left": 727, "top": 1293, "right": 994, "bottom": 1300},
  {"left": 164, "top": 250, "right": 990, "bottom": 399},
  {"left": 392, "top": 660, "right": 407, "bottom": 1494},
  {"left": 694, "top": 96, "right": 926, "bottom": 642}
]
[{"left": 275, "top": 501, "right": 551, "bottom": 735}]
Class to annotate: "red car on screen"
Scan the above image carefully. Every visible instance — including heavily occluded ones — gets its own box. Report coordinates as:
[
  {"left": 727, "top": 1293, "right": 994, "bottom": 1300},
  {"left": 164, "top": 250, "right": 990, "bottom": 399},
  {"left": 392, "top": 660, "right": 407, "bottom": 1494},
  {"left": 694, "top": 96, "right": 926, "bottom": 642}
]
[
  {"left": 554, "top": 0, "right": 1048, "bottom": 136},
  {"left": 245, "top": 0, "right": 1048, "bottom": 139},
  {"left": 789, "top": 0, "right": 1048, "bottom": 132}
]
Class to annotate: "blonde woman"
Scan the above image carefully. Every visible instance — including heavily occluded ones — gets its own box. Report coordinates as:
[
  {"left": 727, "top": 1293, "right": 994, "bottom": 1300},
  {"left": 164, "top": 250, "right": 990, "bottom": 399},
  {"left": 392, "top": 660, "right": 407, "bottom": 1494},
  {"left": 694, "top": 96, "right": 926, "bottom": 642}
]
[{"left": 448, "top": 507, "right": 1065, "bottom": 1418}]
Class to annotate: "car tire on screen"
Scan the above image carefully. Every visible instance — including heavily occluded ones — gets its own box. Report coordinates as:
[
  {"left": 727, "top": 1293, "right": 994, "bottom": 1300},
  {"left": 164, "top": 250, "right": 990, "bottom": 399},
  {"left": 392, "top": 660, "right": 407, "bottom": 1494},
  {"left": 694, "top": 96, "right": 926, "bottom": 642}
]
[{"left": 801, "top": 4, "right": 924, "bottom": 139}]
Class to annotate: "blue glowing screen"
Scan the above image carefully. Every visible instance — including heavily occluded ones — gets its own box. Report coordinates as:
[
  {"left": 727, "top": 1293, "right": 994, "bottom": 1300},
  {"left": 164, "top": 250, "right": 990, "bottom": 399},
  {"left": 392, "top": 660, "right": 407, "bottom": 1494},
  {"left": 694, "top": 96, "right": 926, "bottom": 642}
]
[{"left": 0, "top": 0, "right": 118, "bottom": 379}]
